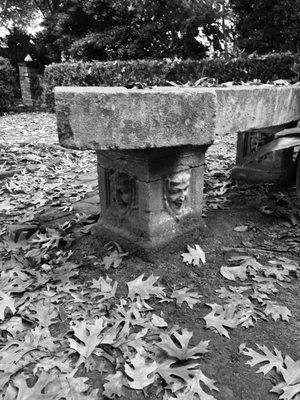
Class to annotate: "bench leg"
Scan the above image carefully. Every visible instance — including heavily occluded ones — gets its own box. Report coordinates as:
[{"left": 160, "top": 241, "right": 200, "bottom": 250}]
[
  {"left": 94, "top": 145, "right": 208, "bottom": 257},
  {"left": 232, "top": 125, "right": 295, "bottom": 183}
]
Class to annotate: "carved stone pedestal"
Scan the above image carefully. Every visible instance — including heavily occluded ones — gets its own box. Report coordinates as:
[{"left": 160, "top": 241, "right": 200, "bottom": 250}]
[
  {"left": 232, "top": 124, "right": 295, "bottom": 183},
  {"left": 95, "top": 145, "right": 207, "bottom": 255}
]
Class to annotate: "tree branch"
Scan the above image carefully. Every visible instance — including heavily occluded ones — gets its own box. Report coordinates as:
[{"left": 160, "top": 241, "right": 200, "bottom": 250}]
[
  {"left": 46, "top": 0, "right": 53, "bottom": 14},
  {"left": 32, "top": 0, "right": 47, "bottom": 17},
  {"left": 2, "top": 0, "right": 8, "bottom": 12}
]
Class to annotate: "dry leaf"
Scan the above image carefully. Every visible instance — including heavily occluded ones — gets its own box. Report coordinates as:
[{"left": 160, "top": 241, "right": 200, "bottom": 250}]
[
  {"left": 171, "top": 287, "right": 202, "bottom": 309},
  {"left": 124, "top": 352, "right": 157, "bottom": 389},
  {"left": 203, "top": 304, "right": 239, "bottom": 338},
  {"left": 181, "top": 245, "right": 206, "bottom": 266},
  {"left": 156, "top": 329, "right": 209, "bottom": 360},
  {"left": 127, "top": 274, "right": 166, "bottom": 301},
  {"left": 234, "top": 225, "right": 248, "bottom": 232},
  {"left": 103, "top": 371, "right": 127, "bottom": 398}
]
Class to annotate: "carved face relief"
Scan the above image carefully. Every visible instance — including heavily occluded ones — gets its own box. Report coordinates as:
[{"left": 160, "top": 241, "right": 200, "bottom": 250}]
[
  {"left": 165, "top": 171, "right": 191, "bottom": 214},
  {"left": 115, "top": 173, "right": 134, "bottom": 208}
]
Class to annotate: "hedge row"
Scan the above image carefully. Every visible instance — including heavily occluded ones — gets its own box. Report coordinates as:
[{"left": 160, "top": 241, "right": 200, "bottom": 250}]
[
  {"left": 44, "top": 54, "right": 296, "bottom": 111},
  {"left": 0, "top": 57, "right": 18, "bottom": 112}
]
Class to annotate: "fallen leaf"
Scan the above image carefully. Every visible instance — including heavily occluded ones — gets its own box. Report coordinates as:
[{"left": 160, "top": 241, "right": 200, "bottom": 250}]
[
  {"left": 181, "top": 244, "right": 206, "bottom": 266},
  {"left": 156, "top": 329, "right": 209, "bottom": 360},
  {"left": 127, "top": 274, "right": 166, "bottom": 301},
  {"left": 124, "top": 352, "right": 157, "bottom": 390},
  {"left": 103, "top": 371, "right": 127, "bottom": 398},
  {"left": 234, "top": 225, "right": 248, "bottom": 232},
  {"left": 241, "top": 344, "right": 284, "bottom": 375},
  {"left": 171, "top": 287, "right": 202, "bottom": 309}
]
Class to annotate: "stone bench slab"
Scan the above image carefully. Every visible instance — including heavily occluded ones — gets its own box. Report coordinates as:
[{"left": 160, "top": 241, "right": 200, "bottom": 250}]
[
  {"left": 55, "top": 87, "right": 216, "bottom": 150},
  {"left": 55, "top": 85, "right": 300, "bottom": 150}
]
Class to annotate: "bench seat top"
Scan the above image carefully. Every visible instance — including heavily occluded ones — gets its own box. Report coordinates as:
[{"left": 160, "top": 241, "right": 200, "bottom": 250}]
[{"left": 55, "top": 85, "right": 300, "bottom": 150}]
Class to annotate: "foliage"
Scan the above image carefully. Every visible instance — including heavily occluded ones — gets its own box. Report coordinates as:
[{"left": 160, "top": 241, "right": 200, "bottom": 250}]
[
  {"left": 43, "top": 53, "right": 296, "bottom": 110},
  {"left": 0, "top": 27, "right": 51, "bottom": 67},
  {"left": 0, "top": 0, "right": 38, "bottom": 31},
  {"left": 0, "top": 0, "right": 59, "bottom": 30},
  {"left": 0, "top": 57, "right": 18, "bottom": 112},
  {"left": 230, "top": 0, "right": 300, "bottom": 54},
  {"left": 36, "top": 0, "right": 222, "bottom": 63}
]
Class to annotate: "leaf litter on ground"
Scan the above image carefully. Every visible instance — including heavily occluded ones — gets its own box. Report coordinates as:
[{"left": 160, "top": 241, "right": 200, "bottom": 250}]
[{"left": 0, "top": 112, "right": 299, "bottom": 399}]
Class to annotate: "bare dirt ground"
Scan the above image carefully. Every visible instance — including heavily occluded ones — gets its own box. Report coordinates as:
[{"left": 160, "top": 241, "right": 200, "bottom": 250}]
[{"left": 0, "top": 112, "right": 299, "bottom": 400}]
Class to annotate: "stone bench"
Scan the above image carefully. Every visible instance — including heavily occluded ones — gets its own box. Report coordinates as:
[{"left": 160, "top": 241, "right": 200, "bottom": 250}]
[{"left": 54, "top": 85, "right": 300, "bottom": 254}]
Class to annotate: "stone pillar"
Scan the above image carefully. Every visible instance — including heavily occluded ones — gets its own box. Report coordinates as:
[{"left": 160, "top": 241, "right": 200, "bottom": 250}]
[
  {"left": 18, "top": 62, "right": 42, "bottom": 107},
  {"left": 96, "top": 145, "right": 207, "bottom": 255},
  {"left": 232, "top": 123, "right": 295, "bottom": 183}
]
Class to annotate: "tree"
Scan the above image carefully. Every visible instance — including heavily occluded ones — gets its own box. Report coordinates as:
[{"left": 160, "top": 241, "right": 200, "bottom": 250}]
[
  {"left": 0, "top": 0, "right": 62, "bottom": 63},
  {"left": 0, "top": 27, "right": 35, "bottom": 67},
  {"left": 230, "top": 0, "right": 300, "bottom": 54},
  {"left": 38, "top": 0, "right": 223, "bottom": 61}
]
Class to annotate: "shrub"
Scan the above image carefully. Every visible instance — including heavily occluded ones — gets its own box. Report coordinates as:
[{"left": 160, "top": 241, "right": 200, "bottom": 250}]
[
  {"left": 0, "top": 57, "right": 18, "bottom": 112},
  {"left": 44, "top": 54, "right": 296, "bottom": 111}
]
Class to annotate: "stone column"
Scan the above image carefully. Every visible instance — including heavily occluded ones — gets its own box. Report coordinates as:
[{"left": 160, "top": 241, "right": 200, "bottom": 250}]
[
  {"left": 18, "top": 62, "right": 42, "bottom": 107},
  {"left": 96, "top": 145, "right": 207, "bottom": 255},
  {"left": 232, "top": 124, "right": 295, "bottom": 183}
]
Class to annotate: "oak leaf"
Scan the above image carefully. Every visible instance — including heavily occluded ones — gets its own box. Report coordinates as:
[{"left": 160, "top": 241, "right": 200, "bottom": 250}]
[
  {"left": 68, "top": 317, "right": 107, "bottom": 358},
  {"left": 13, "top": 371, "right": 58, "bottom": 400},
  {"left": 156, "top": 329, "right": 209, "bottom": 360},
  {"left": 0, "top": 291, "right": 15, "bottom": 321},
  {"left": 175, "top": 369, "right": 218, "bottom": 400},
  {"left": 203, "top": 304, "right": 239, "bottom": 338},
  {"left": 103, "top": 371, "right": 127, "bottom": 398},
  {"left": 181, "top": 245, "right": 206, "bottom": 266},
  {"left": 156, "top": 360, "right": 200, "bottom": 387},
  {"left": 220, "top": 256, "right": 262, "bottom": 281},
  {"left": 151, "top": 314, "right": 168, "bottom": 328},
  {"left": 127, "top": 274, "right": 166, "bottom": 301},
  {"left": 90, "top": 276, "right": 118, "bottom": 302},
  {"left": 264, "top": 301, "right": 291, "bottom": 322},
  {"left": 28, "top": 299, "right": 58, "bottom": 327},
  {"left": 57, "top": 374, "right": 93, "bottom": 400},
  {"left": 124, "top": 352, "right": 157, "bottom": 390},
  {"left": 240, "top": 344, "right": 284, "bottom": 375},
  {"left": 171, "top": 287, "right": 202, "bottom": 309},
  {"left": 114, "top": 328, "right": 149, "bottom": 359},
  {"left": 101, "top": 247, "right": 128, "bottom": 270}
]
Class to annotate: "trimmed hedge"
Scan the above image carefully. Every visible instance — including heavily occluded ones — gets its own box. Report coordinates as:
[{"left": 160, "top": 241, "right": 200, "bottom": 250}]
[
  {"left": 44, "top": 54, "right": 296, "bottom": 111},
  {"left": 0, "top": 57, "right": 18, "bottom": 112}
]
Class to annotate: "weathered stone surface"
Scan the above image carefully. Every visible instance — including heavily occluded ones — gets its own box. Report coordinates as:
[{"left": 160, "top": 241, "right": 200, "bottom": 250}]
[
  {"left": 97, "top": 146, "right": 205, "bottom": 182},
  {"left": 55, "top": 85, "right": 300, "bottom": 150},
  {"left": 215, "top": 85, "right": 300, "bottom": 135},
  {"left": 55, "top": 87, "right": 216, "bottom": 150},
  {"left": 232, "top": 123, "right": 295, "bottom": 183},
  {"left": 96, "top": 146, "right": 206, "bottom": 251}
]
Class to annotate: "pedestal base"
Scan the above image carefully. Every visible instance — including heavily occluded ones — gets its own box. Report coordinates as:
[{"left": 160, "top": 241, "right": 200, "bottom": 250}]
[
  {"left": 95, "top": 145, "right": 208, "bottom": 257},
  {"left": 232, "top": 124, "right": 295, "bottom": 183},
  {"left": 92, "top": 214, "right": 206, "bottom": 260}
]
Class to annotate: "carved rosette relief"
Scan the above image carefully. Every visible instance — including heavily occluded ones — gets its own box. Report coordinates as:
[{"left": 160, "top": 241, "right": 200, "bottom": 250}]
[
  {"left": 105, "top": 170, "right": 137, "bottom": 217},
  {"left": 164, "top": 170, "right": 191, "bottom": 217}
]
